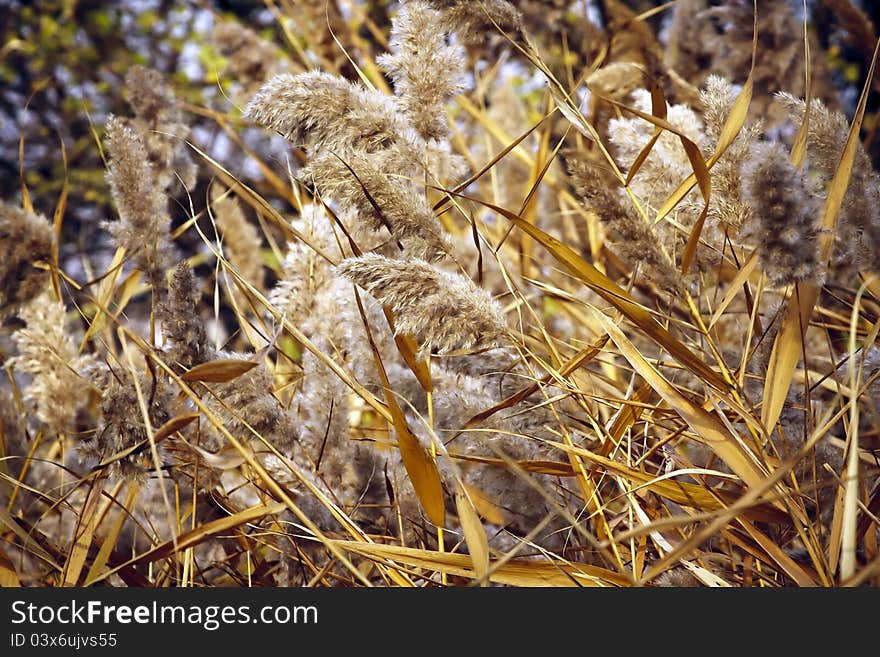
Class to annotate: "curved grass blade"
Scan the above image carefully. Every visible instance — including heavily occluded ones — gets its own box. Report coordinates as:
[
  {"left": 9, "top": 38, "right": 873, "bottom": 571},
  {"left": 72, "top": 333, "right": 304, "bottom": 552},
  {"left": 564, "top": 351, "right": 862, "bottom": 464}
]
[{"left": 447, "top": 191, "right": 730, "bottom": 392}]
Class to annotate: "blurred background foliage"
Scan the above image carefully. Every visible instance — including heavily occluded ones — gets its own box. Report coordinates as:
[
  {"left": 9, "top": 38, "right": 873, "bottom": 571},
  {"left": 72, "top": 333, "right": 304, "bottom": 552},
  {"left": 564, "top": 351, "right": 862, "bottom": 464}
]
[{"left": 1, "top": 0, "right": 878, "bottom": 249}]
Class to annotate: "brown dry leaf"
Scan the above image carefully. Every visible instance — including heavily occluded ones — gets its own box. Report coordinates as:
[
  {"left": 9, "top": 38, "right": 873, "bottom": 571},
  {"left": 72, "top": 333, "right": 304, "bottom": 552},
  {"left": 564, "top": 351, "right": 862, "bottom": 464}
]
[
  {"left": 393, "top": 411, "right": 446, "bottom": 528},
  {"left": 384, "top": 308, "right": 433, "bottom": 393},
  {"left": 181, "top": 358, "right": 258, "bottom": 383},
  {"left": 153, "top": 412, "right": 200, "bottom": 443},
  {"left": 449, "top": 453, "right": 577, "bottom": 477}
]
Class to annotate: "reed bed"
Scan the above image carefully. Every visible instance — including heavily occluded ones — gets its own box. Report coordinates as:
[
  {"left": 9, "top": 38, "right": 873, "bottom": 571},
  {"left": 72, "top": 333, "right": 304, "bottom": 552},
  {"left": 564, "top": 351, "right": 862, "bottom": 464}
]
[{"left": 1, "top": 0, "right": 879, "bottom": 587}]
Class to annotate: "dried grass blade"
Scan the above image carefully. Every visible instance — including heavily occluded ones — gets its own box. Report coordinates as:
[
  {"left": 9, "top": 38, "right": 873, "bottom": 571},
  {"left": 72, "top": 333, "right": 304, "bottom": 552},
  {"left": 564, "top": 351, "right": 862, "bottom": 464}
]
[
  {"left": 708, "top": 250, "right": 760, "bottom": 330},
  {"left": 840, "top": 286, "right": 869, "bottom": 581},
  {"left": 790, "top": 0, "right": 812, "bottom": 167},
  {"left": 736, "top": 517, "right": 817, "bottom": 586},
  {"left": 50, "top": 133, "right": 68, "bottom": 298},
  {"left": 625, "top": 84, "right": 667, "bottom": 185},
  {"left": 450, "top": 191, "right": 729, "bottom": 392},
  {"left": 331, "top": 540, "right": 629, "bottom": 587},
  {"left": 655, "top": 8, "right": 755, "bottom": 223},
  {"left": 449, "top": 452, "right": 576, "bottom": 477},
  {"left": 548, "top": 439, "right": 784, "bottom": 522},
  {"left": 100, "top": 502, "right": 287, "bottom": 576},
  {"left": 356, "top": 291, "right": 445, "bottom": 527},
  {"left": 186, "top": 140, "right": 337, "bottom": 264},
  {"left": 80, "top": 246, "right": 126, "bottom": 350},
  {"left": 84, "top": 481, "right": 140, "bottom": 586},
  {"left": 0, "top": 505, "right": 60, "bottom": 571},
  {"left": 589, "top": 306, "right": 769, "bottom": 492},
  {"left": 61, "top": 476, "right": 117, "bottom": 586},
  {"left": 154, "top": 413, "right": 201, "bottom": 443},
  {"left": 604, "top": 379, "right": 654, "bottom": 453},
  {"left": 464, "top": 334, "right": 608, "bottom": 429},
  {"left": 454, "top": 483, "right": 490, "bottom": 585}
]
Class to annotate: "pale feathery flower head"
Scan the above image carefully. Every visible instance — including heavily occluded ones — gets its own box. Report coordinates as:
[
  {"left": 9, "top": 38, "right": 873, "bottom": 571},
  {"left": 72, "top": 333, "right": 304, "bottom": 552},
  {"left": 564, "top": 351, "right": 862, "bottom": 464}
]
[
  {"left": 691, "top": 75, "right": 760, "bottom": 232},
  {"left": 700, "top": 75, "right": 737, "bottom": 142},
  {"left": 269, "top": 204, "right": 340, "bottom": 328},
  {"left": 123, "top": 65, "right": 196, "bottom": 191},
  {"left": 288, "top": 348, "right": 387, "bottom": 521},
  {"left": 0, "top": 202, "right": 54, "bottom": 314},
  {"left": 774, "top": 92, "right": 849, "bottom": 183},
  {"left": 411, "top": 364, "right": 566, "bottom": 549},
  {"left": 336, "top": 253, "right": 507, "bottom": 354},
  {"left": 103, "top": 115, "right": 174, "bottom": 283},
  {"left": 439, "top": 346, "right": 528, "bottom": 400},
  {"left": 212, "top": 21, "right": 291, "bottom": 101},
  {"left": 301, "top": 150, "right": 452, "bottom": 261},
  {"left": 210, "top": 185, "right": 266, "bottom": 296},
  {"left": 245, "top": 71, "right": 411, "bottom": 154},
  {"left": 586, "top": 62, "right": 649, "bottom": 102},
  {"left": 427, "top": 0, "right": 522, "bottom": 44},
  {"left": 312, "top": 274, "right": 397, "bottom": 392},
  {"left": 157, "top": 262, "right": 211, "bottom": 372},
  {"left": 377, "top": 1, "right": 466, "bottom": 142},
  {"left": 567, "top": 157, "right": 681, "bottom": 292},
  {"left": 82, "top": 368, "right": 174, "bottom": 481},
  {"left": 776, "top": 91, "right": 880, "bottom": 277},
  {"left": 743, "top": 141, "right": 823, "bottom": 286},
  {"left": 0, "top": 386, "right": 26, "bottom": 458},
  {"left": 9, "top": 291, "right": 95, "bottom": 435},
  {"left": 246, "top": 69, "right": 465, "bottom": 185},
  {"left": 205, "top": 357, "right": 299, "bottom": 450},
  {"left": 608, "top": 88, "right": 707, "bottom": 214}
]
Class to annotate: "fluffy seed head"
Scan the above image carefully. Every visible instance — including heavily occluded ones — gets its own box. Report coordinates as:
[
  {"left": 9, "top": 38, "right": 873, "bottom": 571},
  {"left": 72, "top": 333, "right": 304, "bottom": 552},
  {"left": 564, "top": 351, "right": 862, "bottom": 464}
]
[
  {"left": 10, "top": 292, "right": 93, "bottom": 435},
  {"left": 104, "top": 115, "right": 174, "bottom": 282},
  {"left": 744, "top": 142, "right": 822, "bottom": 285},
  {"left": 124, "top": 65, "right": 195, "bottom": 191},
  {"left": 336, "top": 253, "right": 507, "bottom": 354},
  {"left": 210, "top": 186, "right": 265, "bottom": 295},
  {"left": 0, "top": 202, "right": 54, "bottom": 313},
  {"left": 157, "top": 262, "right": 211, "bottom": 372},
  {"left": 377, "top": 1, "right": 465, "bottom": 141}
]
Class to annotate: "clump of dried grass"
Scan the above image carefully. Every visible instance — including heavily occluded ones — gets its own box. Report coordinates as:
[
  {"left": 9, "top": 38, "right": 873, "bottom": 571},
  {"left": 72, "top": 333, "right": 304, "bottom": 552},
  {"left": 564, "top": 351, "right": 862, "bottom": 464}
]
[{"left": 3, "top": 0, "right": 880, "bottom": 589}]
